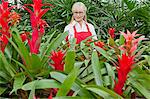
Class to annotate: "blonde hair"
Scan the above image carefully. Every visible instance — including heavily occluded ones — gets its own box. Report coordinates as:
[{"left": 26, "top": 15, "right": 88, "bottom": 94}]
[{"left": 70, "top": 2, "right": 87, "bottom": 23}]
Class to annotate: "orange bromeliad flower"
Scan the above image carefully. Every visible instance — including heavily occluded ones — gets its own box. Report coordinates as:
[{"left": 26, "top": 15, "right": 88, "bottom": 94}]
[
  {"left": 8, "top": 11, "right": 21, "bottom": 26},
  {"left": 94, "top": 41, "right": 105, "bottom": 48},
  {"left": 114, "top": 30, "right": 145, "bottom": 95},
  {"left": 49, "top": 50, "right": 65, "bottom": 71}
]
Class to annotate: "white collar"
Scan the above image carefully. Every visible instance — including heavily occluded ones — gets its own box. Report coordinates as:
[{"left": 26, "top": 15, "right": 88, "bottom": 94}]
[{"left": 71, "top": 20, "right": 87, "bottom": 27}]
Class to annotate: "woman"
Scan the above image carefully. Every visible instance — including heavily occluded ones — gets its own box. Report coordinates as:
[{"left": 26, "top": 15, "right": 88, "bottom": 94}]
[{"left": 64, "top": 2, "right": 97, "bottom": 44}]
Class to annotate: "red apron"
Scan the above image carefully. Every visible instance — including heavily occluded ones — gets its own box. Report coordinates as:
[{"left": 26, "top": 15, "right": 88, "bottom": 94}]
[{"left": 74, "top": 24, "right": 92, "bottom": 44}]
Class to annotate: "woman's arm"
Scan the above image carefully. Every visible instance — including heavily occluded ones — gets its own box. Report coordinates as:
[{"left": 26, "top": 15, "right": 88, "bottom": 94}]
[
  {"left": 64, "top": 24, "right": 74, "bottom": 39},
  {"left": 88, "top": 23, "right": 98, "bottom": 40}
]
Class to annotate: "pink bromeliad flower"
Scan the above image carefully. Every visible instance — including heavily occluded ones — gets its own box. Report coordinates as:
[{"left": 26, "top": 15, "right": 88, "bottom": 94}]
[
  {"left": 119, "top": 30, "right": 145, "bottom": 56},
  {"left": 49, "top": 50, "right": 65, "bottom": 71},
  {"left": 108, "top": 28, "right": 115, "bottom": 39},
  {"left": 23, "top": 0, "right": 52, "bottom": 54},
  {"left": 114, "top": 30, "right": 145, "bottom": 95},
  {"left": 0, "top": 0, "right": 19, "bottom": 52}
]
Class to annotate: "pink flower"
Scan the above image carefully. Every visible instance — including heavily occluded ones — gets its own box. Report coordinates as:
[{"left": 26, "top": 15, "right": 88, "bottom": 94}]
[
  {"left": 119, "top": 30, "right": 145, "bottom": 56},
  {"left": 49, "top": 50, "right": 65, "bottom": 71}
]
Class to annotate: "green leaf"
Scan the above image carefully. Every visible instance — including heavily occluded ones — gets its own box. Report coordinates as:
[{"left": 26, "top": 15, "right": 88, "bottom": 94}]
[
  {"left": 0, "top": 87, "right": 7, "bottom": 95},
  {"left": 108, "top": 38, "right": 120, "bottom": 54},
  {"left": 109, "top": 38, "right": 115, "bottom": 47},
  {"left": 94, "top": 46, "right": 116, "bottom": 62},
  {"left": 82, "top": 73, "right": 94, "bottom": 83},
  {"left": 143, "top": 55, "right": 150, "bottom": 66},
  {"left": 74, "top": 62, "right": 84, "bottom": 68},
  {"left": 56, "top": 67, "right": 79, "bottom": 96},
  {"left": 123, "top": 0, "right": 136, "bottom": 10},
  {"left": 65, "top": 50, "right": 76, "bottom": 73},
  {"left": 119, "top": 34, "right": 125, "bottom": 45},
  {"left": 30, "top": 54, "right": 42, "bottom": 72},
  {"left": 22, "top": 79, "right": 60, "bottom": 90},
  {"left": 0, "top": 77, "right": 7, "bottom": 84},
  {"left": 84, "top": 85, "right": 123, "bottom": 99},
  {"left": 0, "top": 71, "right": 10, "bottom": 81},
  {"left": 128, "top": 78, "right": 150, "bottom": 99},
  {"left": 11, "top": 58, "right": 34, "bottom": 79},
  {"left": 69, "top": 38, "right": 76, "bottom": 50},
  {"left": 28, "top": 80, "right": 36, "bottom": 99},
  {"left": 92, "top": 51, "right": 103, "bottom": 86},
  {"left": 10, "top": 73, "right": 26, "bottom": 94},
  {"left": 50, "top": 72, "right": 93, "bottom": 98},
  {"left": 41, "top": 31, "right": 55, "bottom": 55},
  {"left": 10, "top": 28, "right": 31, "bottom": 68},
  {"left": 1, "top": 52, "right": 16, "bottom": 77},
  {"left": 105, "top": 63, "right": 115, "bottom": 88},
  {"left": 103, "top": 76, "right": 111, "bottom": 86},
  {"left": 50, "top": 72, "right": 66, "bottom": 83}
]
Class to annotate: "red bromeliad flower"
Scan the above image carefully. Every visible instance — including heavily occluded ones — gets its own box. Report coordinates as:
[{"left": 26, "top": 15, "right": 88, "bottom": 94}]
[
  {"left": 48, "top": 88, "right": 58, "bottom": 99},
  {"left": 114, "top": 53, "right": 135, "bottom": 95},
  {"left": 0, "top": 35, "right": 8, "bottom": 52},
  {"left": 20, "top": 32, "right": 30, "bottom": 42},
  {"left": 0, "top": 0, "right": 18, "bottom": 52},
  {"left": 108, "top": 28, "right": 115, "bottom": 39},
  {"left": 23, "top": 0, "right": 52, "bottom": 54},
  {"left": 114, "top": 30, "right": 145, "bottom": 95},
  {"left": 49, "top": 50, "right": 65, "bottom": 71},
  {"left": 0, "top": 0, "right": 11, "bottom": 52}
]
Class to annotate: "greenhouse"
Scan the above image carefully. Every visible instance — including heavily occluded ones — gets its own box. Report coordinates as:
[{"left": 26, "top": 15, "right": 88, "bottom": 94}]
[{"left": 0, "top": 0, "right": 150, "bottom": 98}]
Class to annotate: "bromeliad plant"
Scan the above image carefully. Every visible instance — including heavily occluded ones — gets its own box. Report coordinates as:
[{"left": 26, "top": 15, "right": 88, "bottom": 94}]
[
  {"left": 114, "top": 30, "right": 145, "bottom": 95},
  {"left": 114, "top": 30, "right": 148, "bottom": 95}
]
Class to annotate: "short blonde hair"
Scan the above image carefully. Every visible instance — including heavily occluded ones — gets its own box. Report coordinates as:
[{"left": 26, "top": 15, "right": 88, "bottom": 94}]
[
  {"left": 72, "top": 2, "right": 87, "bottom": 13},
  {"left": 70, "top": 2, "right": 87, "bottom": 23}
]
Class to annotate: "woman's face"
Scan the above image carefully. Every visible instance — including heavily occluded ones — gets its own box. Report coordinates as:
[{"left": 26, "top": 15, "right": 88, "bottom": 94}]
[{"left": 73, "top": 6, "right": 85, "bottom": 22}]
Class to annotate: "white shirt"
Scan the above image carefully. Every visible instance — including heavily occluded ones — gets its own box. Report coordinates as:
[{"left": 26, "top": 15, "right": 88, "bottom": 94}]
[{"left": 64, "top": 21, "right": 97, "bottom": 40}]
